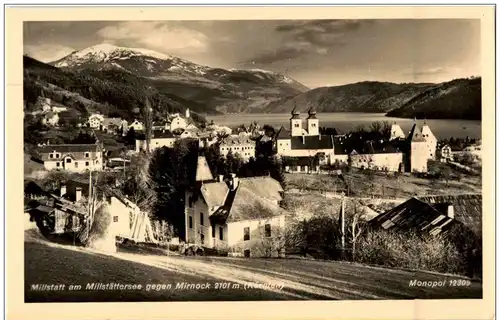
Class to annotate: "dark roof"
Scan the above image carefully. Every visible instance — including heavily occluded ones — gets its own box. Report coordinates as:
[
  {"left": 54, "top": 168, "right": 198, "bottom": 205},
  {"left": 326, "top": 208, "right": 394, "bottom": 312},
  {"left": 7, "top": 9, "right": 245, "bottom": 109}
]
[
  {"left": 276, "top": 126, "right": 291, "bottom": 139},
  {"left": 307, "top": 107, "right": 317, "bottom": 119},
  {"left": 369, "top": 197, "right": 457, "bottom": 236},
  {"left": 38, "top": 144, "right": 100, "bottom": 154},
  {"left": 333, "top": 137, "right": 405, "bottom": 155},
  {"left": 416, "top": 194, "right": 482, "bottom": 237},
  {"left": 370, "top": 193, "right": 482, "bottom": 237},
  {"left": 220, "top": 135, "right": 255, "bottom": 146},
  {"left": 290, "top": 135, "right": 334, "bottom": 150},
  {"left": 407, "top": 123, "right": 426, "bottom": 143},
  {"left": 136, "top": 130, "right": 175, "bottom": 140}
]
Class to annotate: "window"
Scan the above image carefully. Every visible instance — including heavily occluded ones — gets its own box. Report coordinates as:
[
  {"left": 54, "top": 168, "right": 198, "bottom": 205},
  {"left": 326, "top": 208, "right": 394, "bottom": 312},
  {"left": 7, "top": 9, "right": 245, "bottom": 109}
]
[
  {"left": 113, "top": 216, "right": 118, "bottom": 222},
  {"left": 244, "top": 249, "right": 250, "bottom": 257},
  {"left": 200, "top": 212, "right": 204, "bottom": 225},
  {"left": 265, "top": 224, "right": 271, "bottom": 237},
  {"left": 56, "top": 162, "right": 60, "bottom": 167},
  {"left": 200, "top": 234, "right": 205, "bottom": 245},
  {"left": 66, "top": 158, "right": 71, "bottom": 163},
  {"left": 189, "top": 216, "right": 193, "bottom": 229},
  {"left": 212, "top": 226, "right": 216, "bottom": 238},
  {"left": 75, "top": 162, "right": 79, "bottom": 168},
  {"left": 56, "top": 154, "right": 60, "bottom": 158},
  {"left": 85, "top": 152, "right": 89, "bottom": 158},
  {"left": 49, "top": 154, "right": 54, "bottom": 159},
  {"left": 243, "top": 227, "right": 250, "bottom": 241},
  {"left": 219, "top": 227, "right": 223, "bottom": 240},
  {"left": 85, "top": 161, "right": 89, "bottom": 166}
]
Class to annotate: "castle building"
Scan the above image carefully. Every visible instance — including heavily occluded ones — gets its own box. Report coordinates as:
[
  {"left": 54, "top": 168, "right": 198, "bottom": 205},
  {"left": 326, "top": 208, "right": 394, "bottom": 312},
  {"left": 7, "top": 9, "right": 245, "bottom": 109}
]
[
  {"left": 275, "top": 108, "right": 335, "bottom": 165},
  {"left": 276, "top": 108, "right": 437, "bottom": 173}
]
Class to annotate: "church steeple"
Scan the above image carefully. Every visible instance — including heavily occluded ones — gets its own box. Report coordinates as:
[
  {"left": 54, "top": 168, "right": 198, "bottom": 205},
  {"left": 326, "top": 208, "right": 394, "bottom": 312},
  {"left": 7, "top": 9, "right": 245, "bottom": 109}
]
[
  {"left": 290, "top": 103, "right": 302, "bottom": 136},
  {"left": 306, "top": 107, "right": 319, "bottom": 136}
]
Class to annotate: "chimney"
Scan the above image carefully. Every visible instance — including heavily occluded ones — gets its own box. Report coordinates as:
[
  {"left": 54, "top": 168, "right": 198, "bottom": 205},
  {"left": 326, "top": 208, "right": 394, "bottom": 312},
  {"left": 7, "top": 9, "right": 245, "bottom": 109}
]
[
  {"left": 447, "top": 205, "right": 454, "bottom": 219},
  {"left": 218, "top": 174, "right": 224, "bottom": 182},
  {"left": 229, "top": 173, "right": 239, "bottom": 191},
  {"left": 75, "top": 187, "right": 82, "bottom": 202},
  {"left": 60, "top": 185, "right": 67, "bottom": 197}
]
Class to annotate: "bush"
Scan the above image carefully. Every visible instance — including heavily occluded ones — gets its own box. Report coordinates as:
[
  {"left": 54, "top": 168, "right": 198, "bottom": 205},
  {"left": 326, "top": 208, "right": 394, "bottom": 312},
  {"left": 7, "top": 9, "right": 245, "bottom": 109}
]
[{"left": 356, "top": 230, "right": 466, "bottom": 275}]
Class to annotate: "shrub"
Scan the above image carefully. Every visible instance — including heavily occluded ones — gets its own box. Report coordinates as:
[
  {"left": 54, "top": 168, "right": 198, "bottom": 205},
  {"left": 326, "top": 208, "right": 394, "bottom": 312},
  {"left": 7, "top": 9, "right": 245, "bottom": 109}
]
[{"left": 356, "top": 230, "right": 466, "bottom": 275}]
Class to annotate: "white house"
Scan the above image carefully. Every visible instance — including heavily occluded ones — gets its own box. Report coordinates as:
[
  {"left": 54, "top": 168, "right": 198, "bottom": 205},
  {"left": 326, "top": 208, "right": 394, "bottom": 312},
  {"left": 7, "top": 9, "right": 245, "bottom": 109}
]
[
  {"left": 106, "top": 192, "right": 156, "bottom": 242},
  {"left": 129, "top": 119, "right": 144, "bottom": 132},
  {"left": 135, "top": 130, "right": 177, "bottom": 152},
  {"left": 219, "top": 134, "right": 256, "bottom": 162},
  {"left": 440, "top": 145, "right": 453, "bottom": 162},
  {"left": 88, "top": 113, "right": 105, "bottom": 129},
  {"left": 184, "top": 156, "right": 287, "bottom": 257},
  {"left": 37, "top": 143, "right": 104, "bottom": 172}
]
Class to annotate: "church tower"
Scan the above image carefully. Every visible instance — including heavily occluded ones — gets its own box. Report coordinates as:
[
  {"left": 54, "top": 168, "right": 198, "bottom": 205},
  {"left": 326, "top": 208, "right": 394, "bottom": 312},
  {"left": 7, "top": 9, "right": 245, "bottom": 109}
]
[
  {"left": 290, "top": 106, "right": 302, "bottom": 137},
  {"left": 306, "top": 107, "right": 319, "bottom": 136}
]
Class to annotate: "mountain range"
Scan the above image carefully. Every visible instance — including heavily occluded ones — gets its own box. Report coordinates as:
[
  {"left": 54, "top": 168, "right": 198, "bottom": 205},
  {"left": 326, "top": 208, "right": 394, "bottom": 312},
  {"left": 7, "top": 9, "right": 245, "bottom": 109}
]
[{"left": 23, "top": 44, "right": 481, "bottom": 122}]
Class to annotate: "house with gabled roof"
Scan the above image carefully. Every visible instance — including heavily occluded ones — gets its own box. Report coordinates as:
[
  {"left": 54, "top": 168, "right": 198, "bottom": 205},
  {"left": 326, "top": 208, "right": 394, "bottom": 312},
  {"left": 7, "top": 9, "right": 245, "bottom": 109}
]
[
  {"left": 183, "top": 156, "right": 287, "bottom": 257},
  {"left": 219, "top": 133, "right": 256, "bottom": 162},
  {"left": 37, "top": 143, "right": 104, "bottom": 172},
  {"left": 135, "top": 129, "right": 177, "bottom": 152}
]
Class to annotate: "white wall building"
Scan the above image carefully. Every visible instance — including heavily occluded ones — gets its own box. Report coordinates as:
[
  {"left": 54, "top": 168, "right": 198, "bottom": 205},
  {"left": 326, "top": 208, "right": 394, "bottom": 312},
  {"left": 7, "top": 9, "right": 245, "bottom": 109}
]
[
  {"left": 184, "top": 157, "right": 287, "bottom": 257},
  {"left": 38, "top": 143, "right": 104, "bottom": 172},
  {"left": 88, "top": 113, "right": 105, "bottom": 129},
  {"left": 135, "top": 130, "right": 177, "bottom": 152},
  {"left": 219, "top": 134, "right": 256, "bottom": 162},
  {"left": 276, "top": 108, "right": 335, "bottom": 165}
]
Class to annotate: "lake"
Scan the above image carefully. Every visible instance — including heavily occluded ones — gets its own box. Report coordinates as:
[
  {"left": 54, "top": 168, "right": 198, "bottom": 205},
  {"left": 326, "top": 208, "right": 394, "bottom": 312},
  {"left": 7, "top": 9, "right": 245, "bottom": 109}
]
[{"left": 206, "top": 113, "right": 482, "bottom": 140}]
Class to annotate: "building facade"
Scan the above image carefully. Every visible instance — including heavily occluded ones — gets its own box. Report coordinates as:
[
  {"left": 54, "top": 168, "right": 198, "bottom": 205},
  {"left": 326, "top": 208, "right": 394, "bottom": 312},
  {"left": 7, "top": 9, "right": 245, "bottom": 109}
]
[
  {"left": 135, "top": 130, "right": 177, "bottom": 152},
  {"left": 183, "top": 156, "right": 287, "bottom": 257},
  {"left": 276, "top": 108, "right": 336, "bottom": 165},
  {"left": 38, "top": 143, "right": 104, "bottom": 172},
  {"left": 219, "top": 134, "right": 256, "bottom": 162}
]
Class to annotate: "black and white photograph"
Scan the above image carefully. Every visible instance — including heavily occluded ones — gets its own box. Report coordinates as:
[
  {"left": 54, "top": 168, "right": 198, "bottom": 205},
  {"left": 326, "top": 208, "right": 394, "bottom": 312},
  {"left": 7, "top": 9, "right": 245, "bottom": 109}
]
[{"left": 15, "top": 6, "right": 493, "bottom": 311}]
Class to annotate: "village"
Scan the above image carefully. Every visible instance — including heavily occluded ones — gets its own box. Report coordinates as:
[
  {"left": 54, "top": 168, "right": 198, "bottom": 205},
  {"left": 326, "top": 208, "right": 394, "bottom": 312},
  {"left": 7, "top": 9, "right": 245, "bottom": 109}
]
[{"left": 25, "top": 101, "right": 482, "bottom": 265}]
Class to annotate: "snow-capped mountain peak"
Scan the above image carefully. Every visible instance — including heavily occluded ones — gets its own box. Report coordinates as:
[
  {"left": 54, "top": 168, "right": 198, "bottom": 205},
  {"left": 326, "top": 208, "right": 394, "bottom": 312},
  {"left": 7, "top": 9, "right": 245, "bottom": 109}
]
[{"left": 53, "top": 44, "right": 174, "bottom": 68}]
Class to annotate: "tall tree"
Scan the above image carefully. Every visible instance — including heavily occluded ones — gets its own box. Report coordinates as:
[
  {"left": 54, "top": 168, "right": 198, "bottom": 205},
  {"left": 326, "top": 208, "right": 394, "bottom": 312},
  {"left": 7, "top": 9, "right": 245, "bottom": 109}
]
[{"left": 142, "top": 96, "right": 153, "bottom": 154}]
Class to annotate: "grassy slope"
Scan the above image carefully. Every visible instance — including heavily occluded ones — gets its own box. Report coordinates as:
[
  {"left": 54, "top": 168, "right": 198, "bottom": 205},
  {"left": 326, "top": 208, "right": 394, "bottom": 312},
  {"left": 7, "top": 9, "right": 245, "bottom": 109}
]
[{"left": 25, "top": 230, "right": 481, "bottom": 302}]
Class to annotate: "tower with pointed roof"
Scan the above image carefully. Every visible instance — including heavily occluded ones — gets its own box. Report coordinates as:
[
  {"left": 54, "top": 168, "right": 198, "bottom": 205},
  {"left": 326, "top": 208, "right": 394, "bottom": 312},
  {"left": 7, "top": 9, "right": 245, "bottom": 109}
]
[
  {"left": 421, "top": 119, "right": 437, "bottom": 160},
  {"left": 290, "top": 105, "right": 303, "bottom": 137},
  {"left": 390, "top": 121, "right": 405, "bottom": 140},
  {"left": 306, "top": 107, "right": 319, "bottom": 136},
  {"left": 407, "top": 120, "right": 429, "bottom": 172}
]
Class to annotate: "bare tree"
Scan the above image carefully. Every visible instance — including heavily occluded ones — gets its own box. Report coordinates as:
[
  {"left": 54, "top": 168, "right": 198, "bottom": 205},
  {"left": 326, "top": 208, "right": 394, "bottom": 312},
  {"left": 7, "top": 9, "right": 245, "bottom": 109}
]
[{"left": 346, "top": 200, "right": 367, "bottom": 261}]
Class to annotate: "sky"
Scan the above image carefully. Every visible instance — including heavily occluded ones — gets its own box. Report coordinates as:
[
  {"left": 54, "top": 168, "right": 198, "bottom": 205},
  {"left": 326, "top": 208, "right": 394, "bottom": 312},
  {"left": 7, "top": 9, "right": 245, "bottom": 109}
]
[{"left": 24, "top": 19, "right": 480, "bottom": 88}]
